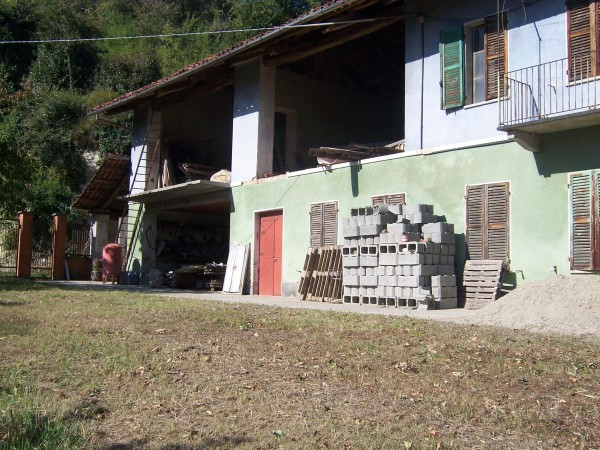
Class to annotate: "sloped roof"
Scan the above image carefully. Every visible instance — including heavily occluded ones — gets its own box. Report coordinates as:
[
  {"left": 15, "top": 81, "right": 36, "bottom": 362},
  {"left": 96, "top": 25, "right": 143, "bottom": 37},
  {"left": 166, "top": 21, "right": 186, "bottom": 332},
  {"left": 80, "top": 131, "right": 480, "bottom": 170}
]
[
  {"left": 90, "top": 0, "right": 377, "bottom": 115},
  {"left": 72, "top": 154, "right": 130, "bottom": 214}
]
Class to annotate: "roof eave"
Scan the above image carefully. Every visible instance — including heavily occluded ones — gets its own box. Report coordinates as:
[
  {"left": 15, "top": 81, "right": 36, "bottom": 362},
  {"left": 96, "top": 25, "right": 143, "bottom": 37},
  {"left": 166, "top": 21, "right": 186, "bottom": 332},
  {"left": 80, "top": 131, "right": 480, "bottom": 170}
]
[{"left": 89, "top": 0, "right": 358, "bottom": 116}]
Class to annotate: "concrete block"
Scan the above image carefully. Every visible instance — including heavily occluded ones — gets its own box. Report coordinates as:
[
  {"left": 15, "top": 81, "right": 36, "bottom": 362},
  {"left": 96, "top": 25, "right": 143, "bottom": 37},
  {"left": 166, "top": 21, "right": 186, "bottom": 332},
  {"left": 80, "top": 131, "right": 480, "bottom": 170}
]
[
  {"left": 343, "top": 238, "right": 352, "bottom": 246},
  {"left": 342, "top": 256, "right": 360, "bottom": 268},
  {"left": 358, "top": 207, "right": 374, "bottom": 216},
  {"left": 399, "top": 242, "right": 426, "bottom": 254},
  {"left": 443, "top": 275, "right": 456, "bottom": 287},
  {"left": 387, "top": 275, "right": 398, "bottom": 286},
  {"left": 403, "top": 204, "right": 427, "bottom": 214},
  {"left": 368, "top": 215, "right": 377, "bottom": 225},
  {"left": 425, "top": 254, "right": 433, "bottom": 265},
  {"left": 385, "top": 286, "right": 395, "bottom": 297},
  {"left": 417, "top": 296, "right": 434, "bottom": 310},
  {"left": 447, "top": 244, "right": 456, "bottom": 256},
  {"left": 343, "top": 268, "right": 351, "bottom": 276},
  {"left": 442, "top": 233, "right": 455, "bottom": 244},
  {"left": 367, "top": 288, "right": 376, "bottom": 296},
  {"left": 439, "top": 265, "right": 454, "bottom": 276},
  {"left": 350, "top": 268, "right": 358, "bottom": 275},
  {"left": 360, "top": 296, "right": 370, "bottom": 305},
  {"left": 365, "top": 237, "right": 374, "bottom": 245},
  {"left": 357, "top": 267, "right": 366, "bottom": 276},
  {"left": 377, "top": 266, "right": 386, "bottom": 276},
  {"left": 360, "top": 245, "right": 378, "bottom": 257},
  {"left": 413, "top": 212, "right": 435, "bottom": 224},
  {"left": 432, "top": 242, "right": 441, "bottom": 254},
  {"left": 373, "top": 204, "right": 388, "bottom": 215},
  {"left": 425, "top": 204, "right": 434, "bottom": 214},
  {"left": 404, "top": 287, "right": 414, "bottom": 299},
  {"left": 412, "top": 265, "right": 437, "bottom": 277},
  {"left": 343, "top": 274, "right": 360, "bottom": 286},
  {"left": 422, "top": 222, "right": 445, "bottom": 234},
  {"left": 350, "top": 208, "right": 359, "bottom": 217},
  {"left": 359, "top": 224, "right": 382, "bottom": 237},
  {"left": 404, "top": 275, "right": 428, "bottom": 288},
  {"left": 376, "top": 286, "right": 386, "bottom": 297},
  {"left": 360, "top": 275, "right": 378, "bottom": 287},
  {"left": 394, "top": 266, "right": 404, "bottom": 276},
  {"left": 424, "top": 241, "right": 434, "bottom": 254},
  {"left": 432, "top": 254, "right": 440, "bottom": 265},
  {"left": 356, "top": 215, "right": 366, "bottom": 226},
  {"left": 373, "top": 237, "right": 380, "bottom": 245},
  {"left": 431, "top": 275, "right": 442, "bottom": 288},
  {"left": 365, "top": 267, "right": 374, "bottom": 276},
  {"left": 358, "top": 287, "right": 367, "bottom": 296},
  {"left": 394, "top": 287, "right": 403, "bottom": 297},
  {"left": 440, "top": 255, "right": 448, "bottom": 265},
  {"left": 436, "top": 297, "right": 458, "bottom": 309},
  {"left": 381, "top": 213, "right": 397, "bottom": 225},
  {"left": 379, "top": 232, "right": 388, "bottom": 244},
  {"left": 359, "top": 238, "right": 366, "bottom": 245},
  {"left": 396, "top": 215, "right": 410, "bottom": 223},
  {"left": 379, "top": 254, "right": 397, "bottom": 266},
  {"left": 388, "top": 222, "right": 412, "bottom": 234},
  {"left": 368, "top": 296, "right": 378, "bottom": 306},
  {"left": 343, "top": 295, "right": 352, "bottom": 304},
  {"left": 385, "top": 297, "right": 397, "bottom": 307},
  {"left": 342, "top": 226, "right": 360, "bottom": 238},
  {"left": 344, "top": 286, "right": 351, "bottom": 296},
  {"left": 351, "top": 287, "right": 359, "bottom": 296},
  {"left": 351, "top": 296, "right": 360, "bottom": 304},
  {"left": 385, "top": 266, "right": 395, "bottom": 276},
  {"left": 416, "top": 287, "right": 432, "bottom": 296},
  {"left": 398, "top": 253, "right": 426, "bottom": 265},
  {"left": 388, "top": 204, "right": 402, "bottom": 215},
  {"left": 360, "top": 255, "right": 378, "bottom": 267}
]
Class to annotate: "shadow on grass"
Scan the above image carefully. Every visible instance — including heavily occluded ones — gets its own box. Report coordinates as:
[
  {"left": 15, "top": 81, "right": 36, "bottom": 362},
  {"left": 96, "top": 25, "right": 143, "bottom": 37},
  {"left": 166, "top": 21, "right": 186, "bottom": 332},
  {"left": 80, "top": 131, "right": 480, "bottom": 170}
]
[{"left": 102, "top": 436, "right": 251, "bottom": 450}]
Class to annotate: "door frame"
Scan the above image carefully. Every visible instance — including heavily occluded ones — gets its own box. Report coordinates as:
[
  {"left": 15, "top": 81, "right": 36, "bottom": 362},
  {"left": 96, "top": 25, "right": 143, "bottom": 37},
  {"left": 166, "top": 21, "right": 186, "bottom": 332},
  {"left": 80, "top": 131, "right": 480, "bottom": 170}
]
[{"left": 252, "top": 208, "right": 284, "bottom": 295}]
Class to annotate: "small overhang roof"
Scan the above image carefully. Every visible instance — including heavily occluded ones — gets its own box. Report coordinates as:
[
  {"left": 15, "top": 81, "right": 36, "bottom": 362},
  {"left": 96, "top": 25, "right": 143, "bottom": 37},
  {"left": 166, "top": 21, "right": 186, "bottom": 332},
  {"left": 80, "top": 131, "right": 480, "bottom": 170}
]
[
  {"left": 72, "top": 154, "right": 130, "bottom": 214},
  {"left": 122, "top": 179, "right": 230, "bottom": 204}
]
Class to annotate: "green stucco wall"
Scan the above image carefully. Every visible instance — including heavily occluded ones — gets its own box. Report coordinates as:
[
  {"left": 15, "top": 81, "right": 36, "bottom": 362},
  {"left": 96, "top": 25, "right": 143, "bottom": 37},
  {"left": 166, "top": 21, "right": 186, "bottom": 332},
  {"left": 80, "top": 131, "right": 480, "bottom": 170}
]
[{"left": 230, "top": 126, "right": 600, "bottom": 293}]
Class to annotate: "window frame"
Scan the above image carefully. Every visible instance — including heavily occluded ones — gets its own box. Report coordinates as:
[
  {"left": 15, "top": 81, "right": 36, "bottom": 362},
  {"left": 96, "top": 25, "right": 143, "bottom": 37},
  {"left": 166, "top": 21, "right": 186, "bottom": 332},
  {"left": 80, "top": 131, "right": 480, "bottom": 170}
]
[
  {"left": 567, "top": 0, "right": 600, "bottom": 82},
  {"left": 462, "top": 14, "right": 508, "bottom": 106}
]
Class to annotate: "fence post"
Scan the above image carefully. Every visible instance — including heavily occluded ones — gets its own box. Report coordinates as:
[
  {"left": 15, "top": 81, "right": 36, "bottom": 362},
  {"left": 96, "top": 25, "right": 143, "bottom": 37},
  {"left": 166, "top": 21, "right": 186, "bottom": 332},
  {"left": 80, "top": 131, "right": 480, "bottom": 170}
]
[
  {"left": 51, "top": 214, "right": 67, "bottom": 280},
  {"left": 16, "top": 212, "right": 33, "bottom": 278}
]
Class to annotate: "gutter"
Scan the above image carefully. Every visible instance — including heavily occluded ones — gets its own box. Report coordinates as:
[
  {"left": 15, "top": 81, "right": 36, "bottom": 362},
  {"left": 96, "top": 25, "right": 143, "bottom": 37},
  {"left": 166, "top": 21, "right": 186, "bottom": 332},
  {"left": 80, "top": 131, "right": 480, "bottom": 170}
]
[{"left": 90, "top": 0, "right": 361, "bottom": 116}]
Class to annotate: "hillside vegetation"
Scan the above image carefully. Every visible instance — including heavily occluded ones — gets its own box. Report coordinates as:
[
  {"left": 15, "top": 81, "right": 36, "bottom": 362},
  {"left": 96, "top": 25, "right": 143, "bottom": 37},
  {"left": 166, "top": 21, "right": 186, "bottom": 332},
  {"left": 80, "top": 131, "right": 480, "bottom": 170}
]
[{"left": 0, "top": 0, "right": 327, "bottom": 221}]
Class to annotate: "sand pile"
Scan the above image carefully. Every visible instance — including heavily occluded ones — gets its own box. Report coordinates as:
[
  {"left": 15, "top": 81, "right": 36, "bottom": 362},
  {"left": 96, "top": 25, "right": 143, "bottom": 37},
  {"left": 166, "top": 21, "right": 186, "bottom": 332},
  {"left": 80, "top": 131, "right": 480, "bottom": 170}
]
[{"left": 470, "top": 275, "right": 600, "bottom": 336}]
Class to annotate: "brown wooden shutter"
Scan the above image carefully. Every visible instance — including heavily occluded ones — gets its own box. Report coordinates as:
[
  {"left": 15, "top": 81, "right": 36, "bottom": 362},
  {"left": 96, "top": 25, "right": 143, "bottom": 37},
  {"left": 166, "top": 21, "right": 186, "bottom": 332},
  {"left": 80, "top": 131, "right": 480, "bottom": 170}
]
[
  {"left": 568, "top": 0, "right": 594, "bottom": 80},
  {"left": 570, "top": 172, "right": 594, "bottom": 270},
  {"left": 310, "top": 203, "right": 323, "bottom": 247},
  {"left": 486, "top": 182, "right": 509, "bottom": 262},
  {"left": 323, "top": 202, "right": 338, "bottom": 246},
  {"left": 484, "top": 15, "right": 507, "bottom": 100},
  {"left": 466, "top": 185, "right": 485, "bottom": 260},
  {"left": 371, "top": 193, "right": 406, "bottom": 206}
]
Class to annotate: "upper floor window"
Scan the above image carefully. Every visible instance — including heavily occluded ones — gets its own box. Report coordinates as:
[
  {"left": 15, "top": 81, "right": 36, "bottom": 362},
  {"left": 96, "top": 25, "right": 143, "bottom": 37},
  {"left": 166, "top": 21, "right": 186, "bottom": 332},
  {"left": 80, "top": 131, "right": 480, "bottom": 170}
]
[
  {"left": 440, "top": 14, "right": 507, "bottom": 109},
  {"left": 567, "top": 0, "right": 599, "bottom": 81}
]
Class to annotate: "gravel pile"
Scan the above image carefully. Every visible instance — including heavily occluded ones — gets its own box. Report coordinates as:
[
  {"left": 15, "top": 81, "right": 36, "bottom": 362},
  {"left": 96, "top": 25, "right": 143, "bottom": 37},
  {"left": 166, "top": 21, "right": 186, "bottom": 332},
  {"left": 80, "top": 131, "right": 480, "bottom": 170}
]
[{"left": 469, "top": 275, "right": 600, "bottom": 336}]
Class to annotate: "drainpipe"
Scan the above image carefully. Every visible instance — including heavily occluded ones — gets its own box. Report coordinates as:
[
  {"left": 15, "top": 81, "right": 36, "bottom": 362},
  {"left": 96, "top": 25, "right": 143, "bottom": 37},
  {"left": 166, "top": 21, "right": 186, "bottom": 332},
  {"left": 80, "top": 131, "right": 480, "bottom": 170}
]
[{"left": 419, "top": 15, "right": 425, "bottom": 150}]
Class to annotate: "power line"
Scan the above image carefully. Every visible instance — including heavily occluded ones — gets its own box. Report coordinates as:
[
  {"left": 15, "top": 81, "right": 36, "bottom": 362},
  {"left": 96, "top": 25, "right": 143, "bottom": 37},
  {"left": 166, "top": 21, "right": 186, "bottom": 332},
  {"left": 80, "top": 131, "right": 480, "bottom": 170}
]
[{"left": 0, "top": 17, "right": 402, "bottom": 45}]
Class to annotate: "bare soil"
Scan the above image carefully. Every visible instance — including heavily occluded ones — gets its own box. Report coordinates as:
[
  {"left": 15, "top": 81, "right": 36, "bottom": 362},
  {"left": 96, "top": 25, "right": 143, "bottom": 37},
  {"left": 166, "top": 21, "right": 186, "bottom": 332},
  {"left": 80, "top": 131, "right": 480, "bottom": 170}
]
[
  {"left": 470, "top": 275, "right": 600, "bottom": 336},
  {"left": 1, "top": 279, "right": 599, "bottom": 449}
]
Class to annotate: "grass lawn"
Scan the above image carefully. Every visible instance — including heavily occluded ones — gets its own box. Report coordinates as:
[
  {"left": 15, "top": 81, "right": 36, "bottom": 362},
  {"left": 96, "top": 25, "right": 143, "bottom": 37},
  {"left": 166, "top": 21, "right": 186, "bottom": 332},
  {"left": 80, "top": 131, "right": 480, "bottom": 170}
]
[{"left": 0, "top": 279, "right": 598, "bottom": 449}]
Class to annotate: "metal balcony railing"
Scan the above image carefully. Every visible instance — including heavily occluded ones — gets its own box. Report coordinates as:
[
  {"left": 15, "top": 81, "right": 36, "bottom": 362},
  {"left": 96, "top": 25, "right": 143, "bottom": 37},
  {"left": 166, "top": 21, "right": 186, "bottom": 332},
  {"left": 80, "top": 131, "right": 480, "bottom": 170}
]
[{"left": 499, "top": 50, "right": 600, "bottom": 128}]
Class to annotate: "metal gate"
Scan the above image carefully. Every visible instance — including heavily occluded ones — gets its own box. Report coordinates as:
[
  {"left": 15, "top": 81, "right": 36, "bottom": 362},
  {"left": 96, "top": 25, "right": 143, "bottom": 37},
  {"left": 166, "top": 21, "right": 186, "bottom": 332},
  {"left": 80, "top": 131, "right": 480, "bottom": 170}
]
[
  {"left": 31, "top": 219, "right": 53, "bottom": 277},
  {"left": 0, "top": 219, "right": 19, "bottom": 276}
]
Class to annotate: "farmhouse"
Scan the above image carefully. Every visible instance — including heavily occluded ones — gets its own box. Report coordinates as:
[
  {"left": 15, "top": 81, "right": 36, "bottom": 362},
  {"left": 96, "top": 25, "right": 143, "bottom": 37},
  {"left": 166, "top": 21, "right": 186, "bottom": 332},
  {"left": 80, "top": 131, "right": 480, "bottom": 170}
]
[{"left": 79, "top": 0, "right": 600, "bottom": 299}]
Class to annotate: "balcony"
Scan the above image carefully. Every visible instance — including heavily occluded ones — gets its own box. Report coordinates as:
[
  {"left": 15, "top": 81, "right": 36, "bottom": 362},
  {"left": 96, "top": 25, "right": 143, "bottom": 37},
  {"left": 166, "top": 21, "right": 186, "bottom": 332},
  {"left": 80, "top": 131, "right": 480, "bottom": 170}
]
[{"left": 499, "top": 50, "right": 600, "bottom": 135}]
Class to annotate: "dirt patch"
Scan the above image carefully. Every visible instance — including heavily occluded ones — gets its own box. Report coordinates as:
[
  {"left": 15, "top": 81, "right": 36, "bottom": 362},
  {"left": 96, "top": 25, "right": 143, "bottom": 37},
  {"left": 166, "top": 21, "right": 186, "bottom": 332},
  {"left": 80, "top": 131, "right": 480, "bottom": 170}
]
[{"left": 470, "top": 275, "right": 600, "bottom": 336}]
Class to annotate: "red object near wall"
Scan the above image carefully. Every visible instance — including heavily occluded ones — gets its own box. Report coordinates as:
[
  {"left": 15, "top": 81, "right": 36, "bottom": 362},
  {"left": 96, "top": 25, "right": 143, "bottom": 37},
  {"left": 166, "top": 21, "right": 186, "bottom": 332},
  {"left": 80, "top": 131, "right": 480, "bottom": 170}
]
[
  {"left": 258, "top": 211, "right": 282, "bottom": 296},
  {"left": 102, "top": 243, "right": 122, "bottom": 284}
]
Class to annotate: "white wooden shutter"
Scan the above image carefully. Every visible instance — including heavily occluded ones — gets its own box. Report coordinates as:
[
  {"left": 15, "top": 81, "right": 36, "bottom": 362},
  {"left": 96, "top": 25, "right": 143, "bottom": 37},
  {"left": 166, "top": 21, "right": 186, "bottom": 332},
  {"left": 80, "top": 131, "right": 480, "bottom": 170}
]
[{"left": 570, "top": 172, "right": 594, "bottom": 270}]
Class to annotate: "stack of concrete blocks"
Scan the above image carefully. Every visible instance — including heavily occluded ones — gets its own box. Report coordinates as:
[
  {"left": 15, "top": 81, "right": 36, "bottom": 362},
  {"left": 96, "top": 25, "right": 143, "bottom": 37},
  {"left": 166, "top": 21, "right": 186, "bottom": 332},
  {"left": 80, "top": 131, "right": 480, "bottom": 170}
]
[{"left": 341, "top": 203, "right": 458, "bottom": 309}]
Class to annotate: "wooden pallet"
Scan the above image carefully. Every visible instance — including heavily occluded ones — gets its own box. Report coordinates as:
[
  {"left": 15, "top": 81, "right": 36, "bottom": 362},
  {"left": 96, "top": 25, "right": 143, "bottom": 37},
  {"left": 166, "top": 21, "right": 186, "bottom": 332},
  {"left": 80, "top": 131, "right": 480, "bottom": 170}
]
[
  {"left": 462, "top": 260, "right": 504, "bottom": 309},
  {"left": 297, "top": 246, "right": 342, "bottom": 302}
]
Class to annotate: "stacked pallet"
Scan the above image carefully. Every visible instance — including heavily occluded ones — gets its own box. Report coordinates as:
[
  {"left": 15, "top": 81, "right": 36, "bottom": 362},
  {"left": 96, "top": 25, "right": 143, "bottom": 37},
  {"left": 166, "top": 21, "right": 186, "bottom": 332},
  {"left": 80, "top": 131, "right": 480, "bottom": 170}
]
[
  {"left": 297, "top": 246, "right": 343, "bottom": 302},
  {"left": 462, "top": 260, "right": 504, "bottom": 309},
  {"left": 196, "top": 263, "right": 227, "bottom": 290},
  {"left": 341, "top": 204, "right": 457, "bottom": 310}
]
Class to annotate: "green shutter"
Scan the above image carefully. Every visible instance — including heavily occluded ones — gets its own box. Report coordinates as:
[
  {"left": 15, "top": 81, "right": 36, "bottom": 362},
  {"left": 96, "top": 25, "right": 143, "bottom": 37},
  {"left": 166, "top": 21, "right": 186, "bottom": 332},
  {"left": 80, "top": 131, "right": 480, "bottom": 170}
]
[{"left": 440, "top": 26, "right": 465, "bottom": 109}]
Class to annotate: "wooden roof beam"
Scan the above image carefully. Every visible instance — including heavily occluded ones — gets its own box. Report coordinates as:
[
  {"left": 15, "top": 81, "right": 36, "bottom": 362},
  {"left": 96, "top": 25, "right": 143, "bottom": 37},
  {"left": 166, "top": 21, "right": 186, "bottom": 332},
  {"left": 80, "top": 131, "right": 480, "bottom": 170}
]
[{"left": 264, "top": 17, "right": 402, "bottom": 67}]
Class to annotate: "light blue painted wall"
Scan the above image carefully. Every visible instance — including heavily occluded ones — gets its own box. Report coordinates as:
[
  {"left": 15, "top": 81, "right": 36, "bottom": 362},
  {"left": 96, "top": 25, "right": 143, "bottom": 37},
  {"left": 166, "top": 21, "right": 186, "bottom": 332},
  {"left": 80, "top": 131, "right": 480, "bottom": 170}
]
[{"left": 404, "top": 0, "right": 568, "bottom": 151}]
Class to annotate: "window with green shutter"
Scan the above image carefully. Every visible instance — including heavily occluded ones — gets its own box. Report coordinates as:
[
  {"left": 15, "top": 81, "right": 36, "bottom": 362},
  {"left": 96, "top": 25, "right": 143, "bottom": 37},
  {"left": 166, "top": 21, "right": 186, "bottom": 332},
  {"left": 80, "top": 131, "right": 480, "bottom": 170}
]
[
  {"left": 310, "top": 201, "right": 338, "bottom": 247},
  {"left": 440, "top": 26, "right": 465, "bottom": 109},
  {"left": 570, "top": 171, "right": 600, "bottom": 270}
]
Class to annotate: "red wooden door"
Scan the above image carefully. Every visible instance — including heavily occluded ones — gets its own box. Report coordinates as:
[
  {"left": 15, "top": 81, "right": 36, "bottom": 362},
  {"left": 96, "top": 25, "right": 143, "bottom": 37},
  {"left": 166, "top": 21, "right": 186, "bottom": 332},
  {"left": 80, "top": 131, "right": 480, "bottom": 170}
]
[{"left": 258, "top": 211, "right": 282, "bottom": 296}]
